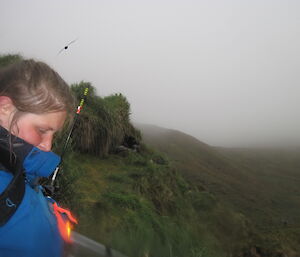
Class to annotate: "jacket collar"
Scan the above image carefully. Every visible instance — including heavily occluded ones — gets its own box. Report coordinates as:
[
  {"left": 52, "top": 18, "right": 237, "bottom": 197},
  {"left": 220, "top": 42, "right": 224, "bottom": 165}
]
[{"left": 0, "top": 126, "right": 60, "bottom": 182}]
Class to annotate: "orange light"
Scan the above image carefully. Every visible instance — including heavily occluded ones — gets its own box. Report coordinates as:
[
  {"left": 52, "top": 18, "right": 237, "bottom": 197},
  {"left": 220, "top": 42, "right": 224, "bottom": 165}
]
[{"left": 67, "top": 221, "right": 71, "bottom": 238}]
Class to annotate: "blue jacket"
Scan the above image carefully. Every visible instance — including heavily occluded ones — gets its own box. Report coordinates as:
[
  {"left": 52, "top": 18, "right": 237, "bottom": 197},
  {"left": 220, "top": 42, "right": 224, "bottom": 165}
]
[{"left": 0, "top": 130, "right": 64, "bottom": 257}]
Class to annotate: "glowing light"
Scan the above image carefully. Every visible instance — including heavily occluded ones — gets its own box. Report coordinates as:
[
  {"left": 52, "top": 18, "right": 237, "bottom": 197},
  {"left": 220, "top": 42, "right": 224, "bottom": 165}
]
[{"left": 67, "top": 221, "right": 71, "bottom": 238}]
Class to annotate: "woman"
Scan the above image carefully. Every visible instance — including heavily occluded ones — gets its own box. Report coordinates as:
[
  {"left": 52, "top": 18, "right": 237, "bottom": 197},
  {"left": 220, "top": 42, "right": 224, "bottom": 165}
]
[{"left": 0, "top": 59, "right": 75, "bottom": 257}]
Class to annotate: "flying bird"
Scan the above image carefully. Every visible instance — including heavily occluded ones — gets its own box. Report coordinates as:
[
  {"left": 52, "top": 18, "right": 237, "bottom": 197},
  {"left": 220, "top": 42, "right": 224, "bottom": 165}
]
[{"left": 57, "top": 38, "right": 78, "bottom": 55}]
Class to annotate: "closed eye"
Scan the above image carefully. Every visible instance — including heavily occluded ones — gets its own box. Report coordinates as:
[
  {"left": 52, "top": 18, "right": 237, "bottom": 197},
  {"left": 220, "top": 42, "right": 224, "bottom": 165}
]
[{"left": 37, "top": 128, "right": 48, "bottom": 135}]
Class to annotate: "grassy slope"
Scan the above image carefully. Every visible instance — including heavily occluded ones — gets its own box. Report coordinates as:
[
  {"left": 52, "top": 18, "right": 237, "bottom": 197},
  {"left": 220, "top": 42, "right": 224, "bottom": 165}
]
[
  {"left": 217, "top": 147, "right": 300, "bottom": 253},
  {"left": 66, "top": 151, "right": 226, "bottom": 257},
  {"left": 136, "top": 123, "right": 300, "bottom": 255},
  {"left": 64, "top": 144, "right": 261, "bottom": 257}
]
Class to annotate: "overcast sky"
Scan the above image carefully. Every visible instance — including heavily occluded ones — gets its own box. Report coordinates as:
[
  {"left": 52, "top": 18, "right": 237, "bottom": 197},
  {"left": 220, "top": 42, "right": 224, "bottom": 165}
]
[{"left": 1, "top": 0, "right": 300, "bottom": 147}]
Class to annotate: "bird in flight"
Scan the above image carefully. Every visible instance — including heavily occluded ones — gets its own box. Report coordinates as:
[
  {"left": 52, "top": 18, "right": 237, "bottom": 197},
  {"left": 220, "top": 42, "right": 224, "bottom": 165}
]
[{"left": 57, "top": 38, "right": 78, "bottom": 55}]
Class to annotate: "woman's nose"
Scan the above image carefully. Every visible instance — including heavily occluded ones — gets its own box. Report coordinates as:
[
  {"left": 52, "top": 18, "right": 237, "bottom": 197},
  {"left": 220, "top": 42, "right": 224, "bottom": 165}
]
[{"left": 38, "top": 135, "right": 53, "bottom": 152}]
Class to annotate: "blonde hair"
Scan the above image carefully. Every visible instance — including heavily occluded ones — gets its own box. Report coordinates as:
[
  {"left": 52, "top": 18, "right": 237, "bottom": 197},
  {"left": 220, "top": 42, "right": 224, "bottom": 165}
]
[{"left": 0, "top": 59, "right": 75, "bottom": 126}]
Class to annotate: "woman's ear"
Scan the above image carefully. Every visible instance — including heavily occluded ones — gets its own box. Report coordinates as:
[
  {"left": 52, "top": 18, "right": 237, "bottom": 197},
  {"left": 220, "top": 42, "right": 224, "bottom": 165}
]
[{"left": 0, "top": 96, "right": 16, "bottom": 128}]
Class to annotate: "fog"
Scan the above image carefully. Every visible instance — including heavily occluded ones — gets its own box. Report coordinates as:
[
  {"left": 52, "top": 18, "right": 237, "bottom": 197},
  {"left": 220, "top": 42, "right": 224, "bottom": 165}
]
[{"left": 1, "top": 0, "right": 300, "bottom": 147}]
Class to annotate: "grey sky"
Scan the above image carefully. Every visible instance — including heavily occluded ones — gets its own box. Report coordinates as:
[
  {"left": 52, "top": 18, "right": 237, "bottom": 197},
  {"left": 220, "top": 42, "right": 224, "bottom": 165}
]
[{"left": 1, "top": 0, "right": 300, "bottom": 147}]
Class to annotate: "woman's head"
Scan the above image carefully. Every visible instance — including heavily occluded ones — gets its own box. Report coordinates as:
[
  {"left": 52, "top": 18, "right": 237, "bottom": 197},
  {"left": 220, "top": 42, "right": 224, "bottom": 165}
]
[{"left": 0, "top": 59, "right": 75, "bottom": 151}]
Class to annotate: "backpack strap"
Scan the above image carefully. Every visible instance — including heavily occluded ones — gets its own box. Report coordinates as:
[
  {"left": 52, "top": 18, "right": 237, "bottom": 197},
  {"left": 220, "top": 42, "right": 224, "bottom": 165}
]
[{"left": 0, "top": 142, "right": 25, "bottom": 226}]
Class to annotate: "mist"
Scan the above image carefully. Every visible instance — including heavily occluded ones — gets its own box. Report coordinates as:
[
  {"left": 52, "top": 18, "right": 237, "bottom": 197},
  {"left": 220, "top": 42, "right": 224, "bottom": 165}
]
[{"left": 1, "top": 0, "right": 300, "bottom": 147}]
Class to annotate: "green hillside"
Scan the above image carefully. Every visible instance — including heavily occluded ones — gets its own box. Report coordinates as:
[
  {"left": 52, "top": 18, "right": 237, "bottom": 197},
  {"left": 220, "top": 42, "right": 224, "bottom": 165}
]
[
  {"left": 65, "top": 149, "right": 260, "bottom": 257},
  {"left": 137, "top": 123, "right": 300, "bottom": 256}
]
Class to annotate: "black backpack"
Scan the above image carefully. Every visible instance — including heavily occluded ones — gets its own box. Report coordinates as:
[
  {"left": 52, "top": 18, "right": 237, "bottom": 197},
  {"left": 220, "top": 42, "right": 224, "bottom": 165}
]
[{"left": 0, "top": 128, "right": 30, "bottom": 226}]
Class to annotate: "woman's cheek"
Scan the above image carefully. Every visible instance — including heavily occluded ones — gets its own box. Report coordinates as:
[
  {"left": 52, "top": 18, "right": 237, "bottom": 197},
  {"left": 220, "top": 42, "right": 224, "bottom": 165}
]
[{"left": 18, "top": 129, "right": 43, "bottom": 147}]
